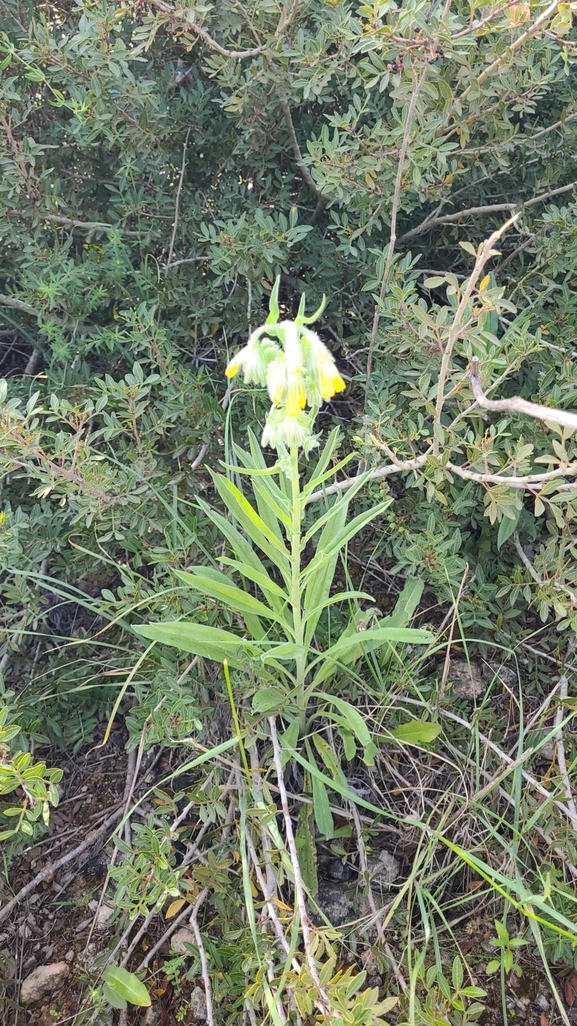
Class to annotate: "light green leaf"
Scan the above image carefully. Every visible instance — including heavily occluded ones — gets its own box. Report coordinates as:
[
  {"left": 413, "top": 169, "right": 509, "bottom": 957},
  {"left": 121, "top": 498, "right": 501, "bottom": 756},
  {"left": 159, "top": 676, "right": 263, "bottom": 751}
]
[
  {"left": 135, "top": 621, "right": 260, "bottom": 667},
  {"left": 252, "top": 686, "right": 287, "bottom": 713},
  {"left": 220, "top": 557, "right": 289, "bottom": 603},
  {"left": 497, "top": 508, "right": 521, "bottom": 550},
  {"left": 212, "top": 474, "right": 290, "bottom": 572},
  {"left": 312, "top": 693, "right": 371, "bottom": 747},
  {"left": 102, "top": 968, "right": 151, "bottom": 1008},
  {"left": 311, "top": 768, "right": 334, "bottom": 839},
  {"left": 301, "top": 500, "right": 391, "bottom": 580},
  {"left": 303, "top": 497, "right": 349, "bottom": 647},
  {"left": 174, "top": 568, "right": 287, "bottom": 629},
  {"left": 296, "top": 801, "right": 318, "bottom": 895},
  {"left": 103, "top": 983, "right": 127, "bottom": 1010},
  {"left": 309, "top": 626, "right": 434, "bottom": 686},
  {"left": 391, "top": 720, "right": 442, "bottom": 745},
  {"left": 197, "top": 497, "right": 281, "bottom": 576}
]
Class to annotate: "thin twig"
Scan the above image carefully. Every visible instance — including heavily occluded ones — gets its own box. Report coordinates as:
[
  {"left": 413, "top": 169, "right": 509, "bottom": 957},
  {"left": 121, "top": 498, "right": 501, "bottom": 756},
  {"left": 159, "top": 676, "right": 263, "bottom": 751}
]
[
  {"left": 365, "top": 63, "right": 430, "bottom": 402},
  {"left": 148, "top": 0, "right": 267, "bottom": 58},
  {"left": 397, "top": 181, "right": 577, "bottom": 244},
  {"left": 279, "top": 96, "right": 325, "bottom": 204},
  {"left": 305, "top": 453, "right": 429, "bottom": 503},
  {"left": 433, "top": 213, "right": 520, "bottom": 452},
  {"left": 470, "top": 356, "right": 577, "bottom": 432},
  {"left": 165, "top": 128, "right": 191, "bottom": 274},
  {"left": 0, "top": 806, "right": 123, "bottom": 924},
  {"left": 190, "top": 890, "right": 214, "bottom": 1026},
  {"left": 554, "top": 675, "right": 577, "bottom": 823},
  {"left": 464, "top": 0, "right": 569, "bottom": 97},
  {"left": 437, "top": 707, "right": 577, "bottom": 831},
  {"left": 439, "top": 565, "right": 470, "bottom": 701},
  {"left": 269, "top": 717, "right": 329, "bottom": 1010}
]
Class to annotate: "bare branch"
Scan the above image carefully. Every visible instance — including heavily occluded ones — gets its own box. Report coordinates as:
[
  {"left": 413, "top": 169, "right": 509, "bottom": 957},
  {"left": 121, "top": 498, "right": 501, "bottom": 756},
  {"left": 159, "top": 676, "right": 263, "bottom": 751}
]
[
  {"left": 0, "top": 292, "right": 97, "bottom": 335},
  {"left": 365, "top": 63, "right": 430, "bottom": 401},
  {"left": 461, "top": 0, "right": 565, "bottom": 98},
  {"left": 433, "top": 213, "right": 520, "bottom": 451},
  {"left": 397, "top": 181, "right": 577, "bottom": 245},
  {"left": 165, "top": 128, "right": 191, "bottom": 274},
  {"left": 470, "top": 356, "right": 577, "bottom": 432},
  {"left": 279, "top": 96, "right": 325, "bottom": 204},
  {"left": 43, "top": 214, "right": 143, "bottom": 238},
  {"left": 149, "top": 0, "right": 267, "bottom": 59},
  {"left": 305, "top": 454, "right": 429, "bottom": 504},
  {"left": 446, "top": 462, "right": 577, "bottom": 488}
]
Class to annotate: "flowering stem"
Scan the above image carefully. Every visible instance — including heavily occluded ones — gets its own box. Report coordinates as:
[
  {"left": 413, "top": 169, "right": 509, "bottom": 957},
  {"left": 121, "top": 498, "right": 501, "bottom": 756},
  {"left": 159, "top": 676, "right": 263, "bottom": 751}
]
[{"left": 288, "top": 445, "right": 307, "bottom": 731}]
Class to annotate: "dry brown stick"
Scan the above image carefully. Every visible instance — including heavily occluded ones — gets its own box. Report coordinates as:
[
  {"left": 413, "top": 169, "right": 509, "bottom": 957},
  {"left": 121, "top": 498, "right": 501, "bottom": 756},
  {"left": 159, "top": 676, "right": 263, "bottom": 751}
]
[
  {"left": 554, "top": 675, "right": 577, "bottom": 823},
  {"left": 279, "top": 96, "right": 325, "bottom": 204},
  {"left": 269, "top": 717, "right": 329, "bottom": 1010},
  {"left": 189, "top": 890, "right": 214, "bottom": 1026},
  {"left": 165, "top": 128, "right": 191, "bottom": 273},
  {"left": 0, "top": 805, "right": 123, "bottom": 924},
  {"left": 470, "top": 356, "right": 577, "bottom": 432},
  {"left": 365, "top": 62, "right": 430, "bottom": 402},
  {"left": 397, "top": 181, "right": 577, "bottom": 245},
  {"left": 437, "top": 706, "right": 577, "bottom": 831}
]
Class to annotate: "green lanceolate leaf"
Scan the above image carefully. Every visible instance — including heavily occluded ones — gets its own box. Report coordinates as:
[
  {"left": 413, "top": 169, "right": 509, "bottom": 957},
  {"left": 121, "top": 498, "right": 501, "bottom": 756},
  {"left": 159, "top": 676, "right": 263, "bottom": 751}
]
[
  {"left": 390, "top": 720, "right": 442, "bottom": 745},
  {"left": 303, "top": 496, "right": 350, "bottom": 647},
  {"left": 212, "top": 474, "right": 290, "bottom": 573},
  {"left": 135, "top": 621, "right": 260, "bottom": 667},
  {"left": 296, "top": 799, "right": 319, "bottom": 895},
  {"left": 219, "top": 557, "right": 289, "bottom": 604},
  {"left": 309, "top": 626, "right": 435, "bottom": 687},
  {"left": 300, "top": 500, "right": 392, "bottom": 580},
  {"left": 310, "top": 693, "right": 371, "bottom": 747},
  {"left": 174, "top": 568, "right": 290, "bottom": 633},
  {"left": 252, "top": 685, "right": 287, "bottom": 713},
  {"left": 311, "top": 768, "right": 334, "bottom": 839},
  {"left": 102, "top": 967, "right": 151, "bottom": 1008},
  {"left": 196, "top": 498, "right": 289, "bottom": 602}
]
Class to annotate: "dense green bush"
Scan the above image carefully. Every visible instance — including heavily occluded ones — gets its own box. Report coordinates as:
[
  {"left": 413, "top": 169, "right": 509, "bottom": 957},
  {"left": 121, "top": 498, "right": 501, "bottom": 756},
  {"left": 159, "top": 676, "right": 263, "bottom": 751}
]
[{"left": 2, "top": 0, "right": 577, "bottom": 1022}]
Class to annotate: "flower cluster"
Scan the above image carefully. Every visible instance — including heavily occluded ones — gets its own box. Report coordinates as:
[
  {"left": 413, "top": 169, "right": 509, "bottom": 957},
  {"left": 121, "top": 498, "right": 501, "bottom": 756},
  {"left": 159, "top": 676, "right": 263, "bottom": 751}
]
[{"left": 225, "top": 283, "right": 345, "bottom": 450}]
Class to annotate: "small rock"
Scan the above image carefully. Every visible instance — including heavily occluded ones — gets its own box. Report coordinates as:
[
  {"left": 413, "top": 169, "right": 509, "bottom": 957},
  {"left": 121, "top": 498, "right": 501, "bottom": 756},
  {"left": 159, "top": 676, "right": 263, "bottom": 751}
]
[
  {"left": 64, "top": 949, "right": 75, "bottom": 963},
  {"left": 368, "top": 851, "right": 400, "bottom": 891},
  {"left": 448, "top": 659, "right": 485, "bottom": 700},
  {"left": 20, "top": 963, "right": 69, "bottom": 1005},
  {"left": 312, "top": 881, "right": 356, "bottom": 927},
  {"left": 88, "top": 900, "right": 115, "bottom": 931},
  {"left": 190, "top": 985, "right": 207, "bottom": 1021},
  {"left": 322, "top": 858, "right": 355, "bottom": 883},
  {"left": 170, "top": 927, "right": 196, "bottom": 954},
  {"left": 535, "top": 993, "right": 550, "bottom": 1012}
]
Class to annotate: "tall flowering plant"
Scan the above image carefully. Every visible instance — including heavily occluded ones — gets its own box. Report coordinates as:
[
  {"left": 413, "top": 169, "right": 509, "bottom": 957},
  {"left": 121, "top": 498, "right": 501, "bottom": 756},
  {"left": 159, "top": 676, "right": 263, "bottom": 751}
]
[
  {"left": 137, "top": 281, "right": 433, "bottom": 740},
  {"left": 225, "top": 279, "right": 345, "bottom": 452}
]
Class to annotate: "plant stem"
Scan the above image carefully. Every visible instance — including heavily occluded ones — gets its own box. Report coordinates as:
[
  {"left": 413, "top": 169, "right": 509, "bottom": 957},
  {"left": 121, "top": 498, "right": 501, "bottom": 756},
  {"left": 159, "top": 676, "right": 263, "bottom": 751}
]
[{"left": 288, "top": 445, "right": 306, "bottom": 730}]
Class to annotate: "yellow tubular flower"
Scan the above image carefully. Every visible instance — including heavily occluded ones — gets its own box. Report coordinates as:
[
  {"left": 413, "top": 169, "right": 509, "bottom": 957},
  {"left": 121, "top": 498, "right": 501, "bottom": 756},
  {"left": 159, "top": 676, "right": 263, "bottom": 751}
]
[
  {"left": 267, "top": 356, "right": 288, "bottom": 406},
  {"left": 318, "top": 348, "right": 346, "bottom": 399},
  {"left": 285, "top": 373, "right": 306, "bottom": 416}
]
